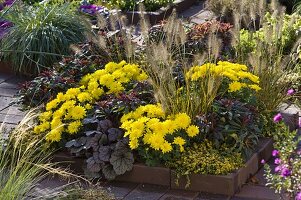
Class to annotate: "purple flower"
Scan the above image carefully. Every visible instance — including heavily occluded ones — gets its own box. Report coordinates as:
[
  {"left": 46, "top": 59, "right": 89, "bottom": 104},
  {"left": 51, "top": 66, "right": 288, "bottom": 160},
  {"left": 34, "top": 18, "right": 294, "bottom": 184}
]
[
  {"left": 296, "top": 192, "right": 301, "bottom": 200},
  {"left": 299, "top": 117, "right": 301, "bottom": 128},
  {"left": 280, "top": 167, "right": 291, "bottom": 177},
  {"left": 287, "top": 89, "right": 295, "bottom": 95},
  {"left": 275, "top": 165, "right": 282, "bottom": 173},
  {"left": 274, "top": 158, "right": 281, "bottom": 165},
  {"left": 272, "top": 149, "right": 279, "bottom": 157},
  {"left": 261, "top": 159, "right": 265, "bottom": 164},
  {"left": 273, "top": 113, "right": 282, "bottom": 123}
]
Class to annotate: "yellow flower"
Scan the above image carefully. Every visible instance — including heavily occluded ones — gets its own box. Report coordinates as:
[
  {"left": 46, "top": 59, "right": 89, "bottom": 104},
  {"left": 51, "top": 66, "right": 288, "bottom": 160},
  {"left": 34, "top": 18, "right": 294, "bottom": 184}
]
[
  {"left": 173, "top": 136, "right": 186, "bottom": 152},
  {"left": 174, "top": 113, "right": 191, "bottom": 129},
  {"left": 149, "top": 133, "right": 165, "bottom": 150},
  {"left": 161, "top": 142, "right": 172, "bottom": 153},
  {"left": 228, "top": 81, "right": 244, "bottom": 92},
  {"left": 65, "top": 88, "right": 81, "bottom": 99},
  {"left": 46, "top": 99, "right": 59, "bottom": 111},
  {"left": 248, "top": 84, "right": 261, "bottom": 91},
  {"left": 186, "top": 125, "right": 199, "bottom": 137},
  {"left": 67, "top": 106, "right": 86, "bottom": 120},
  {"left": 51, "top": 117, "right": 63, "bottom": 129},
  {"left": 46, "top": 129, "right": 62, "bottom": 142},
  {"left": 67, "top": 121, "right": 81, "bottom": 134},
  {"left": 39, "top": 111, "right": 52, "bottom": 122},
  {"left": 129, "top": 138, "right": 139, "bottom": 149},
  {"left": 77, "top": 92, "right": 92, "bottom": 103}
]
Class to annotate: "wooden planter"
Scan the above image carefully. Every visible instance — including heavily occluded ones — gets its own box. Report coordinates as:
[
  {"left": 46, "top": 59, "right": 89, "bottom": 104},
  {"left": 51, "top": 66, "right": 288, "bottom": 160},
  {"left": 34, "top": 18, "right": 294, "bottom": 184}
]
[
  {"left": 53, "top": 138, "right": 273, "bottom": 196},
  {"left": 124, "top": 0, "right": 197, "bottom": 25},
  {"left": 0, "top": 61, "right": 13, "bottom": 74}
]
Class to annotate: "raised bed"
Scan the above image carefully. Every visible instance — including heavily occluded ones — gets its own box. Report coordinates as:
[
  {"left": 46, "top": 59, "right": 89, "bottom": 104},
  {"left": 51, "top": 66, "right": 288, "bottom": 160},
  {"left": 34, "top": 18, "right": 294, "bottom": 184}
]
[
  {"left": 124, "top": 0, "right": 198, "bottom": 25},
  {"left": 53, "top": 137, "right": 273, "bottom": 196}
]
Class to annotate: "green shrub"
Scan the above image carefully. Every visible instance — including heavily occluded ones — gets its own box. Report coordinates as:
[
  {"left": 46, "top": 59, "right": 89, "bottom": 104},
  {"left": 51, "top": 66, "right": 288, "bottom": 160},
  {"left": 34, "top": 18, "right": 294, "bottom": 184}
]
[{"left": 0, "top": 4, "right": 89, "bottom": 75}]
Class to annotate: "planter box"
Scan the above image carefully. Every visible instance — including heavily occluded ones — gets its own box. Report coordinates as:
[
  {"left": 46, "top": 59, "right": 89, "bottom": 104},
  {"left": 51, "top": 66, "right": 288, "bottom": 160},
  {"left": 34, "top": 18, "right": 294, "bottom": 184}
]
[
  {"left": 52, "top": 138, "right": 273, "bottom": 195},
  {"left": 116, "top": 164, "right": 171, "bottom": 186},
  {"left": 124, "top": 0, "right": 197, "bottom": 25},
  {"left": 0, "top": 61, "right": 13, "bottom": 74}
]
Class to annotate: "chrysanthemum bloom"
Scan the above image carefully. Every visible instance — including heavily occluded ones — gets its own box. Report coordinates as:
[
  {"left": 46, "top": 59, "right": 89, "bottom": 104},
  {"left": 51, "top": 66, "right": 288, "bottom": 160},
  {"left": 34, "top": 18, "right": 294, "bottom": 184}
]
[{"left": 273, "top": 113, "right": 282, "bottom": 123}]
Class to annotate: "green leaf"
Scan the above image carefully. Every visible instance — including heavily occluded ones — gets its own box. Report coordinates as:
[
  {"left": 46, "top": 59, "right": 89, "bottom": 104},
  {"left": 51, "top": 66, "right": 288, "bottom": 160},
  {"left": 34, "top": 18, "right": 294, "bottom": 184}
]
[{"left": 110, "top": 151, "right": 134, "bottom": 175}]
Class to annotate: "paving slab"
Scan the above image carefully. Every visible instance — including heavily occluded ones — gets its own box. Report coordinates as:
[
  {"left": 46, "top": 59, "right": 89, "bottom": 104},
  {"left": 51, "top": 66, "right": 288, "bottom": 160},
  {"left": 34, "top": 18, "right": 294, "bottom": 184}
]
[
  {"left": 0, "top": 73, "right": 14, "bottom": 84},
  {"left": 190, "top": 10, "right": 215, "bottom": 24},
  {"left": 234, "top": 185, "right": 280, "bottom": 200},
  {"left": 196, "top": 193, "right": 230, "bottom": 200},
  {"left": 0, "top": 96, "right": 14, "bottom": 111},
  {"left": 124, "top": 184, "right": 169, "bottom": 200},
  {"left": 179, "top": 1, "right": 205, "bottom": 19},
  {"left": 0, "top": 113, "right": 24, "bottom": 124},
  {"left": 160, "top": 189, "right": 199, "bottom": 200},
  {"left": 105, "top": 181, "right": 139, "bottom": 199},
  {"left": 0, "top": 105, "right": 25, "bottom": 116}
]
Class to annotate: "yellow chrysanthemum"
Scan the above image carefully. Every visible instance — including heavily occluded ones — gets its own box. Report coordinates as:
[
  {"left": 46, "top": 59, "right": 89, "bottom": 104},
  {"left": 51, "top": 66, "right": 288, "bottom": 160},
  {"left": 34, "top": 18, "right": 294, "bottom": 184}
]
[
  {"left": 186, "top": 125, "right": 199, "bottom": 137},
  {"left": 67, "top": 121, "right": 81, "bottom": 134}
]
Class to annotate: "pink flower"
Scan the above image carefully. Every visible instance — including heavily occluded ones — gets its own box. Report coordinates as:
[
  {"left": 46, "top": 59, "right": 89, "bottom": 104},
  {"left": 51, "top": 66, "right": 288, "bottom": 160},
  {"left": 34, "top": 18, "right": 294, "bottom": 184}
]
[
  {"left": 273, "top": 113, "right": 282, "bottom": 123},
  {"left": 274, "top": 158, "right": 281, "bottom": 165},
  {"left": 280, "top": 167, "right": 291, "bottom": 177},
  {"left": 296, "top": 192, "right": 301, "bottom": 200},
  {"left": 299, "top": 117, "right": 301, "bottom": 128},
  {"left": 272, "top": 149, "right": 279, "bottom": 157},
  {"left": 287, "top": 89, "right": 295, "bottom": 95},
  {"left": 261, "top": 159, "right": 265, "bottom": 164}
]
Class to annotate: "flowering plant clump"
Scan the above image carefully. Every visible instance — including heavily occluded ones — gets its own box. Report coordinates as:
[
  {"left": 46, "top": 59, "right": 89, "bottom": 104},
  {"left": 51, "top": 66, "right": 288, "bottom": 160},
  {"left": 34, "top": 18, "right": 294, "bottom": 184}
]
[
  {"left": 120, "top": 104, "right": 199, "bottom": 164},
  {"left": 263, "top": 120, "right": 301, "bottom": 199},
  {"left": 168, "top": 141, "right": 244, "bottom": 178},
  {"left": 186, "top": 61, "right": 261, "bottom": 93},
  {"left": 34, "top": 61, "right": 148, "bottom": 142}
]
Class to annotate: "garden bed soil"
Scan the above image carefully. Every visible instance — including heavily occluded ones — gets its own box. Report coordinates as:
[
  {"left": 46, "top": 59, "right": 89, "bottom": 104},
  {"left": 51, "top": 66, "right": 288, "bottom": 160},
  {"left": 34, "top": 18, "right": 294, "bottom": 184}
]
[
  {"left": 124, "top": 0, "right": 197, "bottom": 25},
  {"left": 53, "top": 138, "right": 273, "bottom": 196}
]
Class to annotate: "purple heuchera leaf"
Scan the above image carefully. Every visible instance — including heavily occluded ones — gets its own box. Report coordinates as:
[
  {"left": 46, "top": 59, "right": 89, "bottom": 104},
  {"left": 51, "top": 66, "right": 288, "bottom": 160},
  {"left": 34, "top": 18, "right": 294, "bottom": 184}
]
[
  {"left": 273, "top": 113, "right": 282, "bottom": 123},
  {"left": 287, "top": 89, "right": 295, "bottom": 95},
  {"left": 272, "top": 149, "right": 279, "bottom": 157}
]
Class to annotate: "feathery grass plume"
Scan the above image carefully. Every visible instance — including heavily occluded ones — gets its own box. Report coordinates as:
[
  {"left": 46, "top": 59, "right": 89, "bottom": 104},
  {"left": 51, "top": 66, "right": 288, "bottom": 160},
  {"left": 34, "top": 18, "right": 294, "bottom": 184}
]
[
  {"left": 0, "top": 109, "right": 88, "bottom": 199},
  {"left": 234, "top": 1, "right": 300, "bottom": 117}
]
